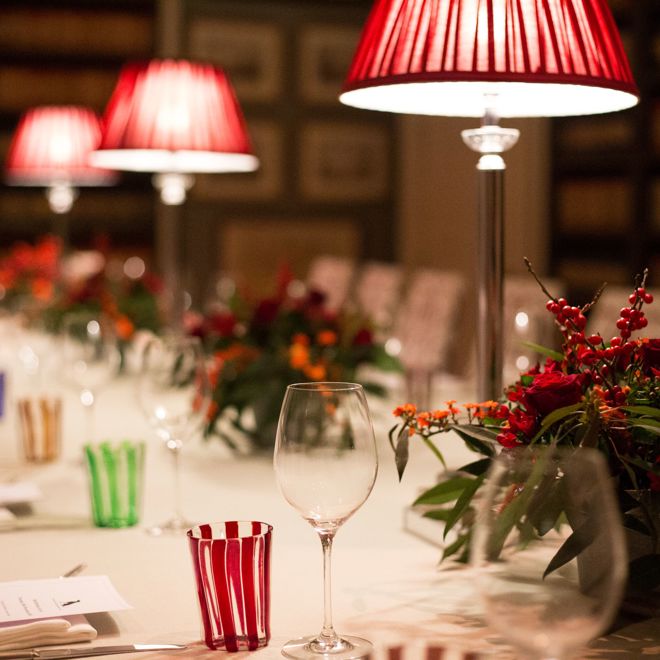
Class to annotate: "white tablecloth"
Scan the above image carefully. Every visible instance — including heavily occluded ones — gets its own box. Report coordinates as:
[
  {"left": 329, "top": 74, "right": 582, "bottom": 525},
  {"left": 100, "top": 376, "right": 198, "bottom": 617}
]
[{"left": 0, "top": 375, "right": 657, "bottom": 659}]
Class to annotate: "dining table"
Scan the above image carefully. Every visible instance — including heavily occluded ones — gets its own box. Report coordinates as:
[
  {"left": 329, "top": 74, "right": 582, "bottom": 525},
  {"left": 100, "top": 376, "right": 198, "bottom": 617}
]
[{"left": 0, "top": 370, "right": 658, "bottom": 660}]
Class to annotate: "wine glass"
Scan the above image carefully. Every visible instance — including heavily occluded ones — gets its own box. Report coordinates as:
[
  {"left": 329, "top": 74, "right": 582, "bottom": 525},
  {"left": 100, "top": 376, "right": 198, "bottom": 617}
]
[
  {"left": 137, "top": 333, "right": 210, "bottom": 535},
  {"left": 274, "top": 382, "right": 378, "bottom": 660},
  {"left": 471, "top": 446, "right": 627, "bottom": 659},
  {"left": 60, "top": 311, "right": 121, "bottom": 443}
]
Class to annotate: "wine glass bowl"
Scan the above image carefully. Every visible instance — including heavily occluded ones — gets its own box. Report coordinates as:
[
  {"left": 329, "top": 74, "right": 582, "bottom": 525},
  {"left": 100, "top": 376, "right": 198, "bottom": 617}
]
[
  {"left": 471, "top": 447, "right": 627, "bottom": 660},
  {"left": 60, "top": 312, "right": 121, "bottom": 442},
  {"left": 137, "top": 333, "right": 210, "bottom": 535},
  {"left": 274, "top": 382, "right": 378, "bottom": 659}
]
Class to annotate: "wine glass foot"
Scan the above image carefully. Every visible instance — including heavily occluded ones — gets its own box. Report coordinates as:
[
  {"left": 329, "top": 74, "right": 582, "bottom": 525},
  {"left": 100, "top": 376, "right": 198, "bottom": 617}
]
[
  {"left": 145, "top": 516, "right": 196, "bottom": 536},
  {"left": 282, "top": 635, "right": 373, "bottom": 660}
]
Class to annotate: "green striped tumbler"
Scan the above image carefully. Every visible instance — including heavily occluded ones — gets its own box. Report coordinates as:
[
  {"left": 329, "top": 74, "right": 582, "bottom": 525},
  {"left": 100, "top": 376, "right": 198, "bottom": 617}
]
[{"left": 84, "top": 440, "right": 145, "bottom": 528}]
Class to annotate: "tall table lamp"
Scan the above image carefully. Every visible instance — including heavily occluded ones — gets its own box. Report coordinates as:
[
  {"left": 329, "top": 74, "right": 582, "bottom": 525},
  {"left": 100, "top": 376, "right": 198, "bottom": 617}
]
[
  {"left": 91, "top": 58, "right": 258, "bottom": 324},
  {"left": 91, "top": 59, "right": 258, "bottom": 205},
  {"left": 340, "top": 0, "right": 639, "bottom": 401},
  {"left": 5, "top": 106, "right": 117, "bottom": 238}
]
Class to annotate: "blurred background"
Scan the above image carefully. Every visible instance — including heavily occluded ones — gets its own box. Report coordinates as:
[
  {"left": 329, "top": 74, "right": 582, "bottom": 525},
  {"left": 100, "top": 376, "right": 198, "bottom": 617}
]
[{"left": 0, "top": 0, "right": 657, "bottom": 379}]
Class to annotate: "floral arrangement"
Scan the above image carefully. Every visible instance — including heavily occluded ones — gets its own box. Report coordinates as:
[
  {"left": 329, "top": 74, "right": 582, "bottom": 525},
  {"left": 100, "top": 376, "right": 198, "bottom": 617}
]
[
  {"left": 0, "top": 234, "right": 164, "bottom": 342},
  {"left": 0, "top": 235, "right": 60, "bottom": 307},
  {"left": 390, "top": 262, "right": 659, "bottom": 594},
  {"left": 191, "top": 271, "right": 400, "bottom": 452}
]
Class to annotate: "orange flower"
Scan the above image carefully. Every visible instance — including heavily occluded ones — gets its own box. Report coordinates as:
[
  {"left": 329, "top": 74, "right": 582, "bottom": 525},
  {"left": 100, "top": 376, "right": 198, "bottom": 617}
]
[
  {"left": 317, "top": 330, "right": 338, "bottom": 346},
  {"left": 114, "top": 314, "right": 134, "bottom": 341},
  {"left": 304, "top": 362, "right": 326, "bottom": 381},
  {"left": 290, "top": 343, "right": 310, "bottom": 369},
  {"left": 417, "top": 411, "right": 431, "bottom": 428},
  {"left": 31, "top": 277, "right": 53, "bottom": 302},
  {"left": 393, "top": 403, "right": 417, "bottom": 417},
  {"left": 206, "top": 400, "right": 219, "bottom": 422},
  {"left": 431, "top": 409, "right": 450, "bottom": 421},
  {"left": 292, "top": 333, "right": 310, "bottom": 346}
]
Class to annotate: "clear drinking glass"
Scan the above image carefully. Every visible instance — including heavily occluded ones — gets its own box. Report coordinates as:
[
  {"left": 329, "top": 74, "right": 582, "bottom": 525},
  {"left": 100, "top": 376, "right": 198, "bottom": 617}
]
[
  {"left": 471, "top": 446, "right": 627, "bottom": 660},
  {"left": 60, "top": 312, "right": 121, "bottom": 443},
  {"left": 137, "top": 333, "right": 210, "bottom": 535},
  {"left": 274, "top": 382, "right": 378, "bottom": 660}
]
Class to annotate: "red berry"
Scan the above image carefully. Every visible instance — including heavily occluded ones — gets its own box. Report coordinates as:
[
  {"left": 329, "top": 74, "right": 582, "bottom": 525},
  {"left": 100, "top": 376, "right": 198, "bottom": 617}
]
[
  {"left": 558, "top": 298, "right": 568, "bottom": 307},
  {"left": 629, "top": 293, "right": 637, "bottom": 304},
  {"left": 616, "top": 318, "right": 628, "bottom": 330},
  {"left": 604, "top": 347, "right": 615, "bottom": 360},
  {"left": 620, "top": 307, "right": 631, "bottom": 318},
  {"left": 609, "top": 337, "right": 622, "bottom": 347},
  {"left": 644, "top": 293, "right": 654, "bottom": 304},
  {"left": 640, "top": 317, "right": 648, "bottom": 328},
  {"left": 546, "top": 300, "right": 555, "bottom": 312},
  {"left": 621, "top": 328, "right": 631, "bottom": 339},
  {"left": 637, "top": 287, "right": 646, "bottom": 296},
  {"left": 588, "top": 334, "right": 602, "bottom": 345},
  {"left": 575, "top": 315, "right": 587, "bottom": 329},
  {"left": 571, "top": 332, "right": 585, "bottom": 344}
]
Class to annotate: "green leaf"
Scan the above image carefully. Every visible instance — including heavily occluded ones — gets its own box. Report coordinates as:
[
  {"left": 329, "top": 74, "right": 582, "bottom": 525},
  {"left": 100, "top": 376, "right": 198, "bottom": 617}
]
[
  {"left": 626, "top": 420, "right": 660, "bottom": 435},
  {"left": 521, "top": 341, "right": 564, "bottom": 362},
  {"left": 394, "top": 427, "right": 409, "bottom": 482},
  {"left": 441, "top": 533, "right": 469, "bottom": 562},
  {"left": 543, "top": 517, "right": 598, "bottom": 579},
  {"left": 413, "top": 477, "right": 475, "bottom": 506},
  {"left": 627, "top": 554, "right": 660, "bottom": 592},
  {"left": 622, "top": 406, "right": 660, "bottom": 419},
  {"left": 449, "top": 425, "right": 497, "bottom": 457},
  {"left": 530, "top": 403, "right": 583, "bottom": 444},
  {"left": 422, "top": 508, "right": 452, "bottom": 522},
  {"left": 458, "top": 458, "right": 492, "bottom": 477},
  {"left": 444, "top": 474, "right": 484, "bottom": 539}
]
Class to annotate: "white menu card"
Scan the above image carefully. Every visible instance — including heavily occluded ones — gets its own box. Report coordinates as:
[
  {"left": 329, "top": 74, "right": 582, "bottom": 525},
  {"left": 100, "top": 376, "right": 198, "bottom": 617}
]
[{"left": 0, "top": 576, "right": 132, "bottom": 623}]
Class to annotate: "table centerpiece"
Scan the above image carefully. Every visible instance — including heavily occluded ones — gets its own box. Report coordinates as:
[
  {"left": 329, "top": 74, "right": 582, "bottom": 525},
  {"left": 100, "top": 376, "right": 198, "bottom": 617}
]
[
  {"left": 194, "top": 271, "right": 401, "bottom": 452},
  {"left": 390, "top": 260, "right": 659, "bottom": 609}
]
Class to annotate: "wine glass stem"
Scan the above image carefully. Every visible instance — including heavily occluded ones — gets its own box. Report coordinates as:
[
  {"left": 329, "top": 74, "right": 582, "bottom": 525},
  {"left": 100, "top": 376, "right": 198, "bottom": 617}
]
[
  {"left": 319, "top": 531, "right": 339, "bottom": 644},
  {"left": 82, "top": 394, "right": 95, "bottom": 443},
  {"left": 171, "top": 444, "right": 184, "bottom": 522}
]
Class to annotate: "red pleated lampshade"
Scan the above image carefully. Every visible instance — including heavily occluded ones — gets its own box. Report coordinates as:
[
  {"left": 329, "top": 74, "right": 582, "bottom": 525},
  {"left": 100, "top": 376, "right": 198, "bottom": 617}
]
[
  {"left": 5, "top": 106, "right": 116, "bottom": 186},
  {"left": 340, "top": 0, "right": 639, "bottom": 117},
  {"left": 91, "top": 59, "right": 258, "bottom": 173}
]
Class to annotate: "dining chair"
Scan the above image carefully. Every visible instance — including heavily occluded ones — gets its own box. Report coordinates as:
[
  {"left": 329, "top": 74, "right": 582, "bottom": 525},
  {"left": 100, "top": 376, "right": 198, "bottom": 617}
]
[
  {"left": 306, "top": 255, "right": 356, "bottom": 312},
  {"left": 353, "top": 261, "right": 404, "bottom": 336}
]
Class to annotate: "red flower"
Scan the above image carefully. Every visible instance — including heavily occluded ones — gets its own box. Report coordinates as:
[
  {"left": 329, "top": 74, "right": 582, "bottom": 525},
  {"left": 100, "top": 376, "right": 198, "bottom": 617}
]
[
  {"left": 352, "top": 328, "right": 373, "bottom": 346},
  {"left": 497, "top": 431, "right": 521, "bottom": 448},
  {"left": 252, "top": 298, "right": 280, "bottom": 326},
  {"left": 640, "top": 339, "right": 660, "bottom": 376},
  {"left": 524, "top": 372, "right": 584, "bottom": 417},
  {"left": 207, "top": 311, "right": 237, "bottom": 338},
  {"left": 507, "top": 408, "right": 538, "bottom": 439}
]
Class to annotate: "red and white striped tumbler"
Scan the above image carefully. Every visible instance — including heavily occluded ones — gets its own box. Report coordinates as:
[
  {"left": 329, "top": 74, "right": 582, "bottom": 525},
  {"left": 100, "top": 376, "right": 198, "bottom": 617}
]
[{"left": 188, "top": 521, "right": 272, "bottom": 651}]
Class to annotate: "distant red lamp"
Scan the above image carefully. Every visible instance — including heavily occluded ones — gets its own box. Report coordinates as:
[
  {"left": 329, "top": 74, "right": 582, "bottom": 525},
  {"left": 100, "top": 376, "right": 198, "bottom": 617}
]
[
  {"left": 5, "top": 106, "right": 117, "bottom": 214},
  {"left": 91, "top": 59, "right": 258, "bottom": 205},
  {"left": 341, "top": 0, "right": 639, "bottom": 400}
]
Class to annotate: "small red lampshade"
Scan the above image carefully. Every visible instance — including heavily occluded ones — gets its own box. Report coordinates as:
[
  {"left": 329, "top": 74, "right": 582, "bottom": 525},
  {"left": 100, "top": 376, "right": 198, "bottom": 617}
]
[
  {"left": 5, "top": 106, "right": 116, "bottom": 186},
  {"left": 91, "top": 59, "right": 258, "bottom": 173},
  {"left": 340, "top": 0, "right": 639, "bottom": 117}
]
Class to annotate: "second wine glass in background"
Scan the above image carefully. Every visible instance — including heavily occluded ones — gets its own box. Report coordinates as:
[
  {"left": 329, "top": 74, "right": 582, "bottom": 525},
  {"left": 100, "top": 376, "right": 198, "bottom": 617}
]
[
  {"left": 471, "top": 446, "right": 628, "bottom": 660},
  {"left": 59, "top": 312, "right": 121, "bottom": 444},
  {"left": 137, "top": 333, "right": 211, "bottom": 536}
]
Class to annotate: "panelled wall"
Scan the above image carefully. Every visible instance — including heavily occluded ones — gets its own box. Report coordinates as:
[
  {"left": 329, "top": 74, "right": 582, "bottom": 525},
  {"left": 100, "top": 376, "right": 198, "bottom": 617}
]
[
  {"left": 0, "top": 0, "right": 395, "bottom": 302},
  {"left": 550, "top": 0, "right": 660, "bottom": 301},
  {"left": 0, "top": 0, "right": 157, "bottom": 250}
]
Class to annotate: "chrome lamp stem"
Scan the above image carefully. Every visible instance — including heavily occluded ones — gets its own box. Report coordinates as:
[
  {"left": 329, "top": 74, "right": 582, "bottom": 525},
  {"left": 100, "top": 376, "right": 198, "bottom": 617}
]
[{"left": 461, "top": 103, "right": 519, "bottom": 401}]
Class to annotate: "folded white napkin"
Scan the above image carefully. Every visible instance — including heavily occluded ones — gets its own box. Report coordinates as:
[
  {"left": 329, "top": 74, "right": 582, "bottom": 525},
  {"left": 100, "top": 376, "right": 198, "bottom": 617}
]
[{"left": 0, "top": 615, "right": 97, "bottom": 651}]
